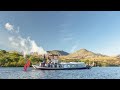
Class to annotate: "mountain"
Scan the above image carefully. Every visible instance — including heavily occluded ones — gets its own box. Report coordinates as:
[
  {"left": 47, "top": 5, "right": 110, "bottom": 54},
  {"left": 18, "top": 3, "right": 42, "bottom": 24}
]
[
  {"left": 115, "top": 54, "right": 120, "bottom": 58},
  {"left": 65, "top": 49, "right": 107, "bottom": 59},
  {"left": 47, "top": 50, "right": 69, "bottom": 56}
]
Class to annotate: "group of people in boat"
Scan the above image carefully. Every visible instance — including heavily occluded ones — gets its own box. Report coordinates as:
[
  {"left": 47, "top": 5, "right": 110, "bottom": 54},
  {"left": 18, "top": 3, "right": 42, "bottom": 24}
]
[{"left": 40, "top": 54, "right": 62, "bottom": 68}]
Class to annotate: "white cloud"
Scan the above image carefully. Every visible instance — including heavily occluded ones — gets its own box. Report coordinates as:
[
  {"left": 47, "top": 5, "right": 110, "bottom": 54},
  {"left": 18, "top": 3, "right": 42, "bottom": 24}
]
[
  {"left": 70, "top": 44, "right": 78, "bottom": 53},
  {"left": 3, "top": 22, "right": 47, "bottom": 57},
  {"left": 8, "top": 35, "right": 47, "bottom": 57},
  {"left": 4, "top": 23, "right": 19, "bottom": 33},
  {"left": 8, "top": 37, "right": 13, "bottom": 41},
  {"left": 5, "top": 23, "right": 14, "bottom": 31}
]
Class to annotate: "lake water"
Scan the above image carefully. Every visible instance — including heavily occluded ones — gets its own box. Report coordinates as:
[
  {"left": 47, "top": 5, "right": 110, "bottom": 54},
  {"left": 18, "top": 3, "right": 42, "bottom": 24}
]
[{"left": 0, "top": 67, "right": 120, "bottom": 79}]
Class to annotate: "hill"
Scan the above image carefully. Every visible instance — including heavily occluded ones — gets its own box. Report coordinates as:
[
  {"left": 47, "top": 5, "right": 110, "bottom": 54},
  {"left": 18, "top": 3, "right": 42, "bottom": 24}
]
[
  {"left": 63, "top": 49, "right": 107, "bottom": 59},
  {"left": 47, "top": 50, "right": 69, "bottom": 56}
]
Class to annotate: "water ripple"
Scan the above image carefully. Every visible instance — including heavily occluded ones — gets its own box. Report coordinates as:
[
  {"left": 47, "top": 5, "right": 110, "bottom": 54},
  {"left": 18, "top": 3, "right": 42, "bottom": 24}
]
[{"left": 0, "top": 67, "right": 120, "bottom": 79}]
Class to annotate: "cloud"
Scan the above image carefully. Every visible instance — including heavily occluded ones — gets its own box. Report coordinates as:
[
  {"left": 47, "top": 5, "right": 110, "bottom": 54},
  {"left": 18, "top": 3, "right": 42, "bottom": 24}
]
[
  {"left": 8, "top": 35, "right": 47, "bottom": 57},
  {"left": 59, "top": 23, "right": 69, "bottom": 33},
  {"left": 59, "top": 25, "right": 73, "bottom": 42},
  {"left": 4, "top": 23, "right": 19, "bottom": 33},
  {"left": 59, "top": 23, "right": 79, "bottom": 52},
  {"left": 63, "top": 33, "right": 73, "bottom": 40},
  {"left": 30, "top": 40, "right": 47, "bottom": 55},
  {"left": 63, "top": 37, "right": 73, "bottom": 41},
  {"left": 3, "top": 22, "right": 47, "bottom": 57},
  {"left": 5, "top": 23, "right": 14, "bottom": 31},
  {"left": 70, "top": 44, "right": 78, "bottom": 53}
]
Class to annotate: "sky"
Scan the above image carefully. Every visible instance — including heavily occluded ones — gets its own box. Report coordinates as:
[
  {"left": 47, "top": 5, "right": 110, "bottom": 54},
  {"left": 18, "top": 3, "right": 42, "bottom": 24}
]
[{"left": 1, "top": 11, "right": 120, "bottom": 56}]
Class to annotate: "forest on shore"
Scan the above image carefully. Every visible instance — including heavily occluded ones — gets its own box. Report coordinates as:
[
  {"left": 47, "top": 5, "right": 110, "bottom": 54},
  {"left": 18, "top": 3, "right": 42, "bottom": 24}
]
[{"left": 1, "top": 49, "right": 120, "bottom": 67}]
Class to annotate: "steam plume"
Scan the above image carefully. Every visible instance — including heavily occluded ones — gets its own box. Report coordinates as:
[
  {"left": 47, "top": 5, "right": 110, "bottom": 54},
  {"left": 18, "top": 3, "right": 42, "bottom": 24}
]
[{"left": 4, "top": 22, "right": 47, "bottom": 58}]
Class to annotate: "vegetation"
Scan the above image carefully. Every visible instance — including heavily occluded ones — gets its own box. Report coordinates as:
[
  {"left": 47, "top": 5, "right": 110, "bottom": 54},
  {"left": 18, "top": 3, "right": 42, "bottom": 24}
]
[
  {"left": 0, "top": 50, "right": 45, "bottom": 67},
  {"left": 59, "top": 49, "right": 120, "bottom": 67},
  {"left": 0, "top": 49, "right": 120, "bottom": 67}
]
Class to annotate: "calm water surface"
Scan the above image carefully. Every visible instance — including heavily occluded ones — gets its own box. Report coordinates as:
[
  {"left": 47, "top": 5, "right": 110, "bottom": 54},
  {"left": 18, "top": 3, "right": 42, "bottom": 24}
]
[{"left": 0, "top": 67, "right": 120, "bottom": 79}]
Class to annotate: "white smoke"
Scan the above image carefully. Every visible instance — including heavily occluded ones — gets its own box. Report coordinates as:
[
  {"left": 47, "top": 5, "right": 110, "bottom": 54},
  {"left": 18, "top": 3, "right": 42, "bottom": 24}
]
[
  {"left": 5, "top": 23, "right": 19, "bottom": 33},
  {"left": 70, "top": 44, "right": 78, "bottom": 53},
  {"left": 30, "top": 40, "right": 47, "bottom": 55},
  {"left": 5, "top": 22, "right": 47, "bottom": 58},
  {"left": 5, "top": 23, "right": 14, "bottom": 31}
]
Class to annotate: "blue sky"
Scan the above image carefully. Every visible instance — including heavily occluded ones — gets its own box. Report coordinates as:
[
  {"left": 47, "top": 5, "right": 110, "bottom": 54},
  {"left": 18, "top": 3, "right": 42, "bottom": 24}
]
[{"left": 1, "top": 11, "right": 120, "bottom": 55}]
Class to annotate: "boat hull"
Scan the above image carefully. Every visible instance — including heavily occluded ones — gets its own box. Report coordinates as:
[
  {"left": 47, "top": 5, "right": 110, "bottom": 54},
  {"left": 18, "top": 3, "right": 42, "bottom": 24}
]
[{"left": 32, "top": 65, "right": 91, "bottom": 70}]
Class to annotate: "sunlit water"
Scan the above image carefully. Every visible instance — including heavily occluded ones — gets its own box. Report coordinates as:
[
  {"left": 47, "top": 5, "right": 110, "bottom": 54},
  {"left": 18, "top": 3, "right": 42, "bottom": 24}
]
[{"left": 0, "top": 67, "right": 120, "bottom": 79}]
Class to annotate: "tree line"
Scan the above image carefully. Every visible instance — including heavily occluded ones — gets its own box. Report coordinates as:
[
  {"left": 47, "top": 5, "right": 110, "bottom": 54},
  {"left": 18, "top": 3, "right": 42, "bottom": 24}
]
[
  {"left": 1, "top": 49, "right": 120, "bottom": 67},
  {"left": 0, "top": 50, "right": 44, "bottom": 67}
]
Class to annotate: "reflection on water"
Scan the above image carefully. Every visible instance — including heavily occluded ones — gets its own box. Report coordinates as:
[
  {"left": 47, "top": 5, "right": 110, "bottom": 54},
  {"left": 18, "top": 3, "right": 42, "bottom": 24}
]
[{"left": 0, "top": 67, "right": 120, "bottom": 79}]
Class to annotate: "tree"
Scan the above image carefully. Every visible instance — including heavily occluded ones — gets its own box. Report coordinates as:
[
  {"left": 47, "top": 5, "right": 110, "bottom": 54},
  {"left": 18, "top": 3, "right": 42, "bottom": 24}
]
[{"left": 1, "top": 50, "right": 7, "bottom": 54}]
